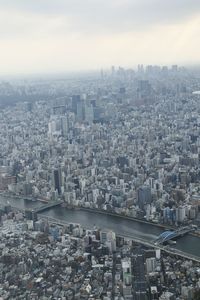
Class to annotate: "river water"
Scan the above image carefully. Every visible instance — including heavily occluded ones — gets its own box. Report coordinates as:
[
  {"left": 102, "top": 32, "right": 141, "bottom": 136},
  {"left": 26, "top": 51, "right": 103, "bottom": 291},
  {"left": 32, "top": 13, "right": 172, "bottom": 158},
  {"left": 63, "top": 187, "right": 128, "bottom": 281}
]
[{"left": 1, "top": 196, "right": 200, "bottom": 257}]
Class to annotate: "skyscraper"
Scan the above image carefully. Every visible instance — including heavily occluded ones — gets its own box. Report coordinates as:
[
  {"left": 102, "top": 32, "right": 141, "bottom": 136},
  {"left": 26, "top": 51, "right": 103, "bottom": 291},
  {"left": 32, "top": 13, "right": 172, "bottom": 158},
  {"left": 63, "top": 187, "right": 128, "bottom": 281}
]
[
  {"left": 137, "top": 186, "right": 152, "bottom": 211},
  {"left": 60, "top": 116, "right": 68, "bottom": 137},
  {"left": 53, "top": 168, "right": 62, "bottom": 195},
  {"left": 72, "top": 95, "right": 81, "bottom": 115}
]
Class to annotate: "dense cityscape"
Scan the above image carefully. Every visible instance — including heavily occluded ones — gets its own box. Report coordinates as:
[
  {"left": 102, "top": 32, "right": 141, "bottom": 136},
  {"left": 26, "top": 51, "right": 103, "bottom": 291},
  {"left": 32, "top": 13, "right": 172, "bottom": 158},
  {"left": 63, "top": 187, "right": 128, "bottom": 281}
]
[
  {"left": 0, "top": 65, "right": 200, "bottom": 298},
  {"left": 0, "top": 208, "right": 200, "bottom": 300},
  {"left": 1, "top": 66, "right": 200, "bottom": 226}
]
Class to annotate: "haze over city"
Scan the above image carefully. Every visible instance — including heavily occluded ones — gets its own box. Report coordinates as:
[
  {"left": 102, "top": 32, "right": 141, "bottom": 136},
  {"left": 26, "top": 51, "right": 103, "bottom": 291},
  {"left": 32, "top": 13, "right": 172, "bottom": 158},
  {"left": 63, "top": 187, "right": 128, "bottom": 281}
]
[
  {"left": 1, "top": 1, "right": 200, "bottom": 300},
  {"left": 1, "top": 0, "right": 200, "bottom": 75}
]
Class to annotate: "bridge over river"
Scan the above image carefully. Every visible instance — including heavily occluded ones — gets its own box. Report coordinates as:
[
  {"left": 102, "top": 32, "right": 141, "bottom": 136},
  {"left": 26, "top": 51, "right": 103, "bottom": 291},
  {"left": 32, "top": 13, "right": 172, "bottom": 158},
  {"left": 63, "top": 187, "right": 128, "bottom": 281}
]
[
  {"left": 33, "top": 201, "right": 63, "bottom": 213},
  {"left": 154, "top": 226, "right": 196, "bottom": 245},
  {"left": 0, "top": 197, "right": 63, "bottom": 214}
]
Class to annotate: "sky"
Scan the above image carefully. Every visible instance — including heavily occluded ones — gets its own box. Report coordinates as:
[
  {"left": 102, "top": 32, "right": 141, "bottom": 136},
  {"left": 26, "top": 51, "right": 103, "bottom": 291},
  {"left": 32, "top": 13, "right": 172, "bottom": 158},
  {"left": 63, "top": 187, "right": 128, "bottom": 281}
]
[{"left": 0, "top": 0, "right": 200, "bottom": 75}]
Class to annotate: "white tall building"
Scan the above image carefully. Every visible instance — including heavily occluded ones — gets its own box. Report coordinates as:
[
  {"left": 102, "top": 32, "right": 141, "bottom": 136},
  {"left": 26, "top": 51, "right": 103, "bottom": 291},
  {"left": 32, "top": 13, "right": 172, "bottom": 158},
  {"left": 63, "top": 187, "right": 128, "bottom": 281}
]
[
  {"left": 122, "top": 258, "right": 132, "bottom": 286},
  {"left": 146, "top": 257, "right": 157, "bottom": 273},
  {"left": 176, "top": 206, "right": 186, "bottom": 223}
]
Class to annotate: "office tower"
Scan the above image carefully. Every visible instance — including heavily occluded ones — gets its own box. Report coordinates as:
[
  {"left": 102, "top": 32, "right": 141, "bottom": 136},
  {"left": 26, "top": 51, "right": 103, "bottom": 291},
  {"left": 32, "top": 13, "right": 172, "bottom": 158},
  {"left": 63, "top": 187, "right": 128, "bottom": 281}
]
[
  {"left": 137, "top": 186, "right": 152, "bottom": 210},
  {"left": 111, "top": 65, "right": 115, "bottom": 76},
  {"left": 171, "top": 65, "right": 178, "bottom": 72},
  {"left": 100, "top": 230, "right": 116, "bottom": 253},
  {"left": 48, "top": 116, "right": 63, "bottom": 138},
  {"left": 122, "top": 258, "right": 132, "bottom": 286},
  {"left": 53, "top": 168, "right": 62, "bottom": 195},
  {"left": 76, "top": 100, "right": 85, "bottom": 122},
  {"left": 137, "top": 80, "right": 151, "bottom": 94},
  {"left": 122, "top": 258, "right": 132, "bottom": 298},
  {"left": 60, "top": 116, "right": 68, "bottom": 137},
  {"left": 137, "top": 64, "right": 144, "bottom": 74},
  {"left": 162, "top": 66, "right": 169, "bottom": 76},
  {"left": 72, "top": 95, "right": 81, "bottom": 115},
  {"left": 146, "top": 65, "right": 153, "bottom": 74},
  {"left": 137, "top": 79, "right": 153, "bottom": 103},
  {"left": 176, "top": 206, "right": 186, "bottom": 223},
  {"left": 146, "top": 257, "right": 157, "bottom": 273},
  {"left": 84, "top": 103, "right": 94, "bottom": 124}
]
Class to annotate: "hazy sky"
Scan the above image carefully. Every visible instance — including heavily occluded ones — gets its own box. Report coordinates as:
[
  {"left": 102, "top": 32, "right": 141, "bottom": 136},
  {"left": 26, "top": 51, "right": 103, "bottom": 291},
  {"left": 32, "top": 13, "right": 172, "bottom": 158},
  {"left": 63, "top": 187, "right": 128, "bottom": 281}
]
[{"left": 0, "top": 0, "right": 200, "bottom": 74}]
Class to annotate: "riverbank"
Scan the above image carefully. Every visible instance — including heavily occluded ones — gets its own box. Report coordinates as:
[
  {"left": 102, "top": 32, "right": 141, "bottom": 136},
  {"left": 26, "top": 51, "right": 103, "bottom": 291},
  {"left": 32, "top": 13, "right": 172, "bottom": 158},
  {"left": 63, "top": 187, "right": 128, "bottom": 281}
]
[
  {"left": 69, "top": 207, "right": 199, "bottom": 238},
  {"left": 0, "top": 193, "right": 194, "bottom": 232},
  {"left": 72, "top": 206, "right": 175, "bottom": 230}
]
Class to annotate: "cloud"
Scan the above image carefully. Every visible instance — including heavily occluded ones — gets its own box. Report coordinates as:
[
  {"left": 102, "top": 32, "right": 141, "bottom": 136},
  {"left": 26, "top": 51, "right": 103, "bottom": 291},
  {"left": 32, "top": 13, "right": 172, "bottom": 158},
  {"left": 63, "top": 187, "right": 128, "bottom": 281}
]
[
  {"left": 0, "top": 0, "right": 200, "bottom": 74},
  {"left": 0, "top": 0, "right": 200, "bottom": 35},
  {"left": 0, "top": 15, "right": 200, "bottom": 75}
]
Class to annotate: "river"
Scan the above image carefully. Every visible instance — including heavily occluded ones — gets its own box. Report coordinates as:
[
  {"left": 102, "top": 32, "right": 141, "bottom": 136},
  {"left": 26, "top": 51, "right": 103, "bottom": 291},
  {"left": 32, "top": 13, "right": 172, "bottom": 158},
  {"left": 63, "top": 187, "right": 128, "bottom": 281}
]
[{"left": 0, "top": 196, "right": 200, "bottom": 257}]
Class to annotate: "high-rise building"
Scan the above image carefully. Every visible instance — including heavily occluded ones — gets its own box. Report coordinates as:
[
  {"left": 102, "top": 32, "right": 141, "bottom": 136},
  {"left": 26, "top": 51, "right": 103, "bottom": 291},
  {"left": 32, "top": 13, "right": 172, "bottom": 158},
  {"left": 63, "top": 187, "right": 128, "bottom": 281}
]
[
  {"left": 53, "top": 168, "right": 62, "bottom": 195},
  {"left": 146, "top": 257, "right": 157, "bottom": 273},
  {"left": 137, "top": 64, "right": 144, "bottom": 74},
  {"left": 122, "top": 258, "right": 132, "bottom": 286},
  {"left": 84, "top": 103, "right": 94, "bottom": 124},
  {"left": 111, "top": 65, "right": 115, "bottom": 76},
  {"left": 132, "top": 249, "right": 149, "bottom": 300},
  {"left": 176, "top": 206, "right": 186, "bottom": 223},
  {"left": 60, "top": 116, "right": 68, "bottom": 137},
  {"left": 72, "top": 95, "right": 81, "bottom": 115},
  {"left": 171, "top": 65, "right": 178, "bottom": 72},
  {"left": 76, "top": 100, "right": 85, "bottom": 122},
  {"left": 137, "top": 186, "right": 152, "bottom": 210}
]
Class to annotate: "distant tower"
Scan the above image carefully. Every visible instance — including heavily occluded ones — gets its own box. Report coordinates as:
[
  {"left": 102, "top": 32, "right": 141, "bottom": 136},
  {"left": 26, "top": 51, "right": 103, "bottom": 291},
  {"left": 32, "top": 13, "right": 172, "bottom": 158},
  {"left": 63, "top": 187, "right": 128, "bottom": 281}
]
[
  {"left": 76, "top": 100, "right": 85, "bottom": 122},
  {"left": 60, "top": 116, "right": 68, "bottom": 137},
  {"left": 172, "top": 65, "right": 178, "bottom": 72},
  {"left": 138, "top": 64, "right": 144, "bottom": 74},
  {"left": 111, "top": 65, "right": 115, "bottom": 76},
  {"left": 84, "top": 103, "right": 94, "bottom": 124},
  {"left": 72, "top": 95, "right": 81, "bottom": 115}
]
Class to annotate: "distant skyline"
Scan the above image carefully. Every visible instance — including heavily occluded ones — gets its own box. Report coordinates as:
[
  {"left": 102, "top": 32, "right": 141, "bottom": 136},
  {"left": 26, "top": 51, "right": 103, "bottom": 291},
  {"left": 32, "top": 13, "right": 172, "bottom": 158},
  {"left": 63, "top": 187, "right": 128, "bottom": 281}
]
[{"left": 0, "top": 0, "right": 200, "bottom": 75}]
